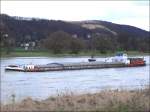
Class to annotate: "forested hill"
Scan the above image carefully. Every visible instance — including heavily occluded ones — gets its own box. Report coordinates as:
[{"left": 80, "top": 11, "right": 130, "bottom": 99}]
[
  {"left": 1, "top": 14, "right": 149, "bottom": 41},
  {"left": 0, "top": 14, "right": 149, "bottom": 52}
]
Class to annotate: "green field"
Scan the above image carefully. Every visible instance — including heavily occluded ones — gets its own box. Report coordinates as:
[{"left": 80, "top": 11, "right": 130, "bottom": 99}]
[{"left": 1, "top": 48, "right": 149, "bottom": 57}]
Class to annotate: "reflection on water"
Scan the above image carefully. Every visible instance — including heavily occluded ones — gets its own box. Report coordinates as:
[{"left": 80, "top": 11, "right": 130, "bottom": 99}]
[{"left": 1, "top": 56, "right": 149, "bottom": 104}]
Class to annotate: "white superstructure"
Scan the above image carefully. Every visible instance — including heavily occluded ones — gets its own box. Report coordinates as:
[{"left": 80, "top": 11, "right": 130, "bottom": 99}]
[{"left": 105, "top": 53, "right": 130, "bottom": 64}]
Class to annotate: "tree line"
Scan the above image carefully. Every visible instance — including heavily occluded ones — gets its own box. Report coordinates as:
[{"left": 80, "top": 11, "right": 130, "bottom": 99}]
[
  {"left": 42, "top": 31, "right": 149, "bottom": 54},
  {"left": 1, "top": 30, "right": 149, "bottom": 54}
]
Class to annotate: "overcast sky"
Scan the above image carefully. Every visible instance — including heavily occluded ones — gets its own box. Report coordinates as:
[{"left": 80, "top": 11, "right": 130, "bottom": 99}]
[{"left": 1, "top": 1, "right": 149, "bottom": 31}]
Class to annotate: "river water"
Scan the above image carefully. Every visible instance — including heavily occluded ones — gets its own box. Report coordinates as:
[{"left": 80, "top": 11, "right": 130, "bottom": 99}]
[{"left": 1, "top": 56, "right": 149, "bottom": 104}]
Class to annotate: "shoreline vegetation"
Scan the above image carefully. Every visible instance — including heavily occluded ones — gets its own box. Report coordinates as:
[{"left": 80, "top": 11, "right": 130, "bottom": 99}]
[
  {"left": 1, "top": 87, "right": 150, "bottom": 112},
  {"left": 1, "top": 50, "right": 149, "bottom": 57}
]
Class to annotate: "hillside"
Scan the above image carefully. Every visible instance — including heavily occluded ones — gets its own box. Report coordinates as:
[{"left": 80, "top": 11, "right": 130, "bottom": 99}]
[
  {"left": 0, "top": 14, "right": 149, "bottom": 53},
  {"left": 1, "top": 14, "right": 149, "bottom": 41},
  {"left": 77, "top": 20, "right": 149, "bottom": 38}
]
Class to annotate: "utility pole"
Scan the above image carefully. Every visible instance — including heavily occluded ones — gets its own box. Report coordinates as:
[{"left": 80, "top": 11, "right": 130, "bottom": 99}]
[
  {"left": 87, "top": 34, "right": 96, "bottom": 62},
  {"left": 3, "top": 33, "right": 11, "bottom": 54}
]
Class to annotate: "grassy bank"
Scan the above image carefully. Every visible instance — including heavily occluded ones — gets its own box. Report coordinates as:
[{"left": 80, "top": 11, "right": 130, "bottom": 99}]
[
  {"left": 1, "top": 50, "right": 149, "bottom": 57},
  {"left": 1, "top": 88, "right": 150, "bottom": 112}
]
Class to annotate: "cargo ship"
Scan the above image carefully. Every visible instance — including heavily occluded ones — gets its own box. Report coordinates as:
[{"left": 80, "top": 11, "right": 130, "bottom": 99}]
[{"left": 5, "top": 53, "right": 146, "bottom": 72}]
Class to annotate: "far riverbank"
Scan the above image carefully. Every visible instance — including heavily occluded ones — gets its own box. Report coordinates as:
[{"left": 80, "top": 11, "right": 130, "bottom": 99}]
[{"left": 1, "top": 50, "right": 149, "bottom": 58}]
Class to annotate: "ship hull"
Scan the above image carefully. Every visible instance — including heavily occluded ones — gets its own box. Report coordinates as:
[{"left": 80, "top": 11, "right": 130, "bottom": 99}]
[{"left": 5, "top": 60, "right": 146, "bottom": 72}]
